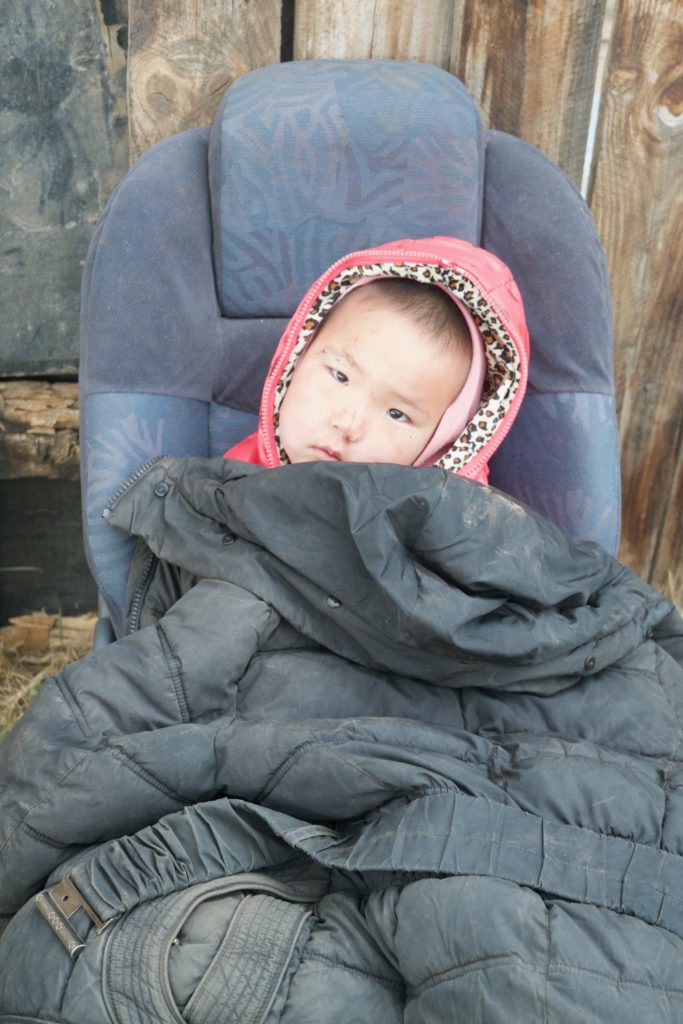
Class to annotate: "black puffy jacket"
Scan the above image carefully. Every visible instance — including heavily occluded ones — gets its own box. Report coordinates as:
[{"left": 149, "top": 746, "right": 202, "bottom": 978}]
[{"left": 1, "top": 457, "right": 682, "bottom": 1022}]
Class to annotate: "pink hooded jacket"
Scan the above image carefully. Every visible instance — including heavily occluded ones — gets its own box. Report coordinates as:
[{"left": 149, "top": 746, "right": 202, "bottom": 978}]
[{"left": 224, "top": 236, "right": 529, "bottom": 484}]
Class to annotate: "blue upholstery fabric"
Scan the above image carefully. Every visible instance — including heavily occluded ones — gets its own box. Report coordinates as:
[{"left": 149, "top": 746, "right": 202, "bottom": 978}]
[
  {"left": 210, "top": 60, "right": 483, "bottom": 317},
  {"left": 80, "top": 60, "right": 621, "bottom": 636},
  {"left": 78, "top": 123, "right": 288, "bottom": 411},
  {"left": 209, "top": 404, "right": 258, "bottom": 456},
  {"left": 80, "top": 128, "right": 219, "bottom": 400},
  {"left": 489, "top": 392, "right": 621, "bottom": 553},
  {"left": 82, "top": 394, "right": 209, "bottom": 634},
  {"left": 482, "top": 130, "right": 614, "bottom": 395},
  {"left": 482, "top": 130, "right": 620, "bottom": 546}
]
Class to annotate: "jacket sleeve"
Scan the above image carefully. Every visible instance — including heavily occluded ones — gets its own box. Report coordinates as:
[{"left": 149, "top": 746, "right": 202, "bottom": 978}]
[{"left": 0, "top": 578, "right": 279, "bottom": 916}]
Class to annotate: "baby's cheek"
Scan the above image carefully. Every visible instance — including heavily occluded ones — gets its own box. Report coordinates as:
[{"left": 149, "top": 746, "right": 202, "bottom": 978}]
[
  {"left": 406, "top": 424, "right": 434, "bottom": 463},
  {"left": 385, "top": 428, "right": 419, "bottom": 465}
]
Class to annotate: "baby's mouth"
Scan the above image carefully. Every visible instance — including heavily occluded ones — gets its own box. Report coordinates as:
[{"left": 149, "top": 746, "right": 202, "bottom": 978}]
[{"left": 313, "top": 446, "right": 342, "bottom": 461}]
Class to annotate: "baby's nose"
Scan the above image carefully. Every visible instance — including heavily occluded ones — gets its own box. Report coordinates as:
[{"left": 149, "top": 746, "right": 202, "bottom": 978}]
[{"left": 331, "top": 403, "right": 363, "bottom": 441}]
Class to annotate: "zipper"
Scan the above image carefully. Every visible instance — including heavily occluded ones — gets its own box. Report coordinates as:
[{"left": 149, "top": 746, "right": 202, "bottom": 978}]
[
  {"left": 102, "top": 454, "right": 168, "bottom": 518},
  {"left": 100, "top": 456, "right": 167, "bottom": 635},
  {"left": 126, "top": 549, "right": 158, "bottom": 635}
]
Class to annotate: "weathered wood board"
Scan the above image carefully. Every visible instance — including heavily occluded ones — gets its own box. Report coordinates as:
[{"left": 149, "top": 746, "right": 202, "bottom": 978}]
[
  {"left": 454, "top": 0, "right": 607, "bottom": 189},
  {"left": 293, "top": 0, "right": 459, "bottom": 67},
  {"left": 127, "top": 0, "right": 282, "bottom": 161},
  {"left": 0, "top": 381, "right": 80, "bottom": 480},
  {"left": 590, "top": 0, "right": 683, "bottom": 594},
  {"left": 0, "top": 0, "right": 129, "bottom": 376}
]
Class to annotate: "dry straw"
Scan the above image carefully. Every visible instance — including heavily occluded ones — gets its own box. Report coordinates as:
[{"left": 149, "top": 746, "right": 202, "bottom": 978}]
[{"left": 0, "top": 613, "right": 95, "bottom": 737}]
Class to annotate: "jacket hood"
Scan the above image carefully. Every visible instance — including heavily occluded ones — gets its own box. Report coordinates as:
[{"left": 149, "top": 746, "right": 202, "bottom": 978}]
[
  {"left": 226, "top": 237, "right": 529, "bottom": 482},
  {"left": 104, "top": 457, "right": 669, "bottom": 691}
]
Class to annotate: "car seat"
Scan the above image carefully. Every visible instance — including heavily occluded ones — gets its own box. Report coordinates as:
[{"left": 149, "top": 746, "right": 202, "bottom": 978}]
[{"left": 79, "top": 59, "right": 620, "bottom": 644}]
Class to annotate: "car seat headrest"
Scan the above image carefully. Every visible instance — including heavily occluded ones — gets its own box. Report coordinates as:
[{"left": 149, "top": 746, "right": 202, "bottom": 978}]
[{"left": 208, "top": 60, "right": 484, "bottom": 318}]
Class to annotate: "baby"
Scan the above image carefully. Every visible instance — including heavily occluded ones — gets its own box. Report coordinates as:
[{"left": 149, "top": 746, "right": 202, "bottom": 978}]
[{"left": 225, "top": 236, "right": 529, "bottom": 483}]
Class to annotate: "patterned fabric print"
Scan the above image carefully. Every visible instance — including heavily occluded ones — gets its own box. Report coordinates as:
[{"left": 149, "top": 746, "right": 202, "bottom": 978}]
[{"left": 273, "top": 262, "right": 521, "bottom": 471}]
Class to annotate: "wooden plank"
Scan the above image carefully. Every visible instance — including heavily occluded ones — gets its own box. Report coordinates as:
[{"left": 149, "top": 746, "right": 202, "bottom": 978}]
[
  {"left": 293, "top": 0, "right": 461, "bottom": 66},
  {"left": 96, "top": 0, "right": 129, "bottom": 137},
  {"left": 127, "top": 0, "right": 282, "bottom": 161},
  {"left": 0, "top": 382, "right": 80, "bottom": 480},
  {"left": 589, "top": 0, "right": 683, "bottom": 605},
  {"left": 453, "top": 0, "right": 606, "bottom": 187},
  {"left": 1, "top": 0, "right": 129, "bottom": 376},
  {"left": 656, "top": 438, "right": 683, "bottom": 607}
]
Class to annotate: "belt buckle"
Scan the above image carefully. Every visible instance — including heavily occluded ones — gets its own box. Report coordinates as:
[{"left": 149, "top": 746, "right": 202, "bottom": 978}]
[{"left": 34, "top": 874, "right": 110, "bottom": 959}]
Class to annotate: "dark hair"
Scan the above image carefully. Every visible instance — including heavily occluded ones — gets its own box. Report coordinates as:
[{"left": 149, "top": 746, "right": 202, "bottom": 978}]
[{"left": 359, "top": 278, "right": 471, "bottom": 353}]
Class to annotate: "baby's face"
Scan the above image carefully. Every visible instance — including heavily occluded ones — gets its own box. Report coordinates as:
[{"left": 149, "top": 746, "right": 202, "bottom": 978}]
[{"left": 279, "top": 288, "right": 471, "bottom": 465}]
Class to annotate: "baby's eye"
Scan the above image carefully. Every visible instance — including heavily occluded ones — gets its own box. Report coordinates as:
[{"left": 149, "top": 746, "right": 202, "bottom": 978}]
[
  {"left": 330, "top": 368, "right": 349, "bottom": 384},
  {"left": 387, "top": 408, "right": 410, "bottom": 423}
]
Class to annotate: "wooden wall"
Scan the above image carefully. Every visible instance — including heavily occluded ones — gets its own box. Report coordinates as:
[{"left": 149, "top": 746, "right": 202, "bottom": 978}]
[
  {"left": 0, "top": 0, "right": 128, "bottom": 376},
  {"left": 0, "top": 1, "right": 128, "bottom": 622},
  {"left": 125, "top": 0, "right": 683, "bottom": 603}
]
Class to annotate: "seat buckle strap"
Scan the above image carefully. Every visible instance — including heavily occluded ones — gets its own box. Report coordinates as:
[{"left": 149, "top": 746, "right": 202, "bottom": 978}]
[{"left": 34, "top": 874, "right": 110, "bottom": 960}]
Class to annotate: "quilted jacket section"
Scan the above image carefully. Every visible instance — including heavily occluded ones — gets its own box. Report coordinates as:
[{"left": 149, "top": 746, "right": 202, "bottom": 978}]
[{"left": 1, "top": 458, "right": 682, "bottom": 1022}]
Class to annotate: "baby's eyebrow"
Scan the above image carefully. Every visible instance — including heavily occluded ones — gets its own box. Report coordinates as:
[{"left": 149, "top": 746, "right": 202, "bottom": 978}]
[
  {"left": 321, "top": 345, "right": 358, "bottom": 369},
  {"left": 391, "top": 390, "right": 424, "bottom": 412}
]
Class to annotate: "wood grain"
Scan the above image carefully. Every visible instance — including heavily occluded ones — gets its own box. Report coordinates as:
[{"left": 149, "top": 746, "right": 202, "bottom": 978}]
[
  {"left": 0, "top": 382, "right": 79, "bottom": 480},
  {"left": 454, "top": 0, "right": 606, "bottom": 188},
  {"left": 589, "top": 0, "right": 683, "bottom": 604},
  {"left": 0, "top": 0, "right": 129, "bottom": 375},
  {"left": 128, "top": 0, "right": 282, "bottom": 161},
  {"left": 293, "top": 0, "right": 461, "bottom": 66}
]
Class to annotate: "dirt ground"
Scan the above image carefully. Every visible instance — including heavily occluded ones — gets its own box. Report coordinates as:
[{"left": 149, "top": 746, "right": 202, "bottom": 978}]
[{"left": 0, "top": 613, "right": 95, "bottom": 737}]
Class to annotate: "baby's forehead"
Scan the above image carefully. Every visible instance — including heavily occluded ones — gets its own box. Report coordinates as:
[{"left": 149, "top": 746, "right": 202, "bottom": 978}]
[
  {"left": 322, "top": 277, "right": 470, "bottom": 341},
  {"left": 334, "top": 279, "right": 414, "bottom": 309},
  {"left": 315, "top": 283, "right": 465, "bottom": 355},
  {"left": 312, "top": 300, "right": 468, "bottom": 374},
  {"left": 323, "top": 281, "right": 395, "bottom": 319},
  {"left": 317, "top": 281, "right": 431, "bottom": 337}
]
